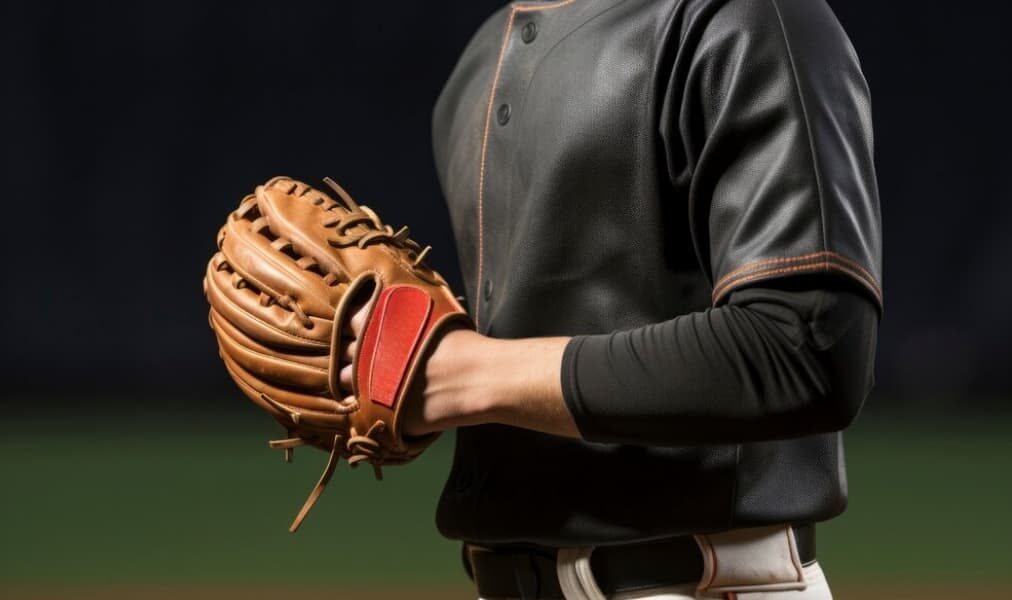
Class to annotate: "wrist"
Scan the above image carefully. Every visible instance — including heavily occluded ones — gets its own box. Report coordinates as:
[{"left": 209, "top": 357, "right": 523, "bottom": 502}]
[
  {"left": 450, "top": 333, "right": 574, "bottom": 435},
  {"left": 408, "top": 327, "right": 494, "bottom": 435},
  {"left": 406, "top": 326, "right": 578, "bottom": 439}
]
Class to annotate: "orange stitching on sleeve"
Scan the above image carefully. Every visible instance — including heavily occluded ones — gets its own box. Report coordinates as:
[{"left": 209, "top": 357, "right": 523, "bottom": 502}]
[
  {"left": 715, "top": 258, "right": 882, "bottom": 302},
  {"left": 713, "top": 251, "right": 824, "bottom": 289},
  {"left": 723, "top": 251, "right": 878, "bottom": 296},
  {"left": 714, "top": 250, "right": 877, "bottom": 291},
  {"left": 713, "top": 251, "right": 881, "bottom": 299},
  {"left": 822, "top": 250, "right": 879, "bottom": 288},
  {"left": 711, "top": 256, "right": 882, "bottom": 305}
]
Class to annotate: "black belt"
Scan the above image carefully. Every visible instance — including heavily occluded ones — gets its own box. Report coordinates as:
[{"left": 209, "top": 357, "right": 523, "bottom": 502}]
[{"left": 464, "top": 525, "right": 815, "bottom": 599}]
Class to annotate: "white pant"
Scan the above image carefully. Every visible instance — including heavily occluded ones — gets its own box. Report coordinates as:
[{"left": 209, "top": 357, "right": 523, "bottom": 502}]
[
  {"left": 608, "top": 562, "right": 830, "bottom": 600},
  {"left": 479, "top": 525, "right": 831, "bottom": 600},
  {"left": 480, "top": 561, "right": 831, "bottom": 600}
]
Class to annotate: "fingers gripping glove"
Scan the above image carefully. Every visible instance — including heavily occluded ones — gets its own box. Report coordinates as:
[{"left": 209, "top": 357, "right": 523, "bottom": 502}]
[{"left": 203, "top": 176, "right": 471, "bottom": 531}]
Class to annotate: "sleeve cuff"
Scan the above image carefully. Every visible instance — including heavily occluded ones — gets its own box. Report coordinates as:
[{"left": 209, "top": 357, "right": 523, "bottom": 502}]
[
  {"left": 560, "top": 335, "right": 590, "bottom": 439},
  {"left": 560, "top": 333, "right": 619, "bottom": 442}
]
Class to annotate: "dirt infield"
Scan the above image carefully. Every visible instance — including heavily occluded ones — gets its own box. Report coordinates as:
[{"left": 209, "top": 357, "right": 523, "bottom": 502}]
[{"left": 3, "top": 585, "right": 1011, "bottom": 599}]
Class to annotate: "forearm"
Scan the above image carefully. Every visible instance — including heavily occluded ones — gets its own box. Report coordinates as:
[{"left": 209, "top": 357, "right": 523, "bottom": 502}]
[
  {"left": 409, "top": 329, "right": 579, "bottom": 438},
  {"left": 479, "top": 335, "right": 578, "bottom": 438},
  {"left": 411, "top": 282, "right": 877, "bottom": 446}
]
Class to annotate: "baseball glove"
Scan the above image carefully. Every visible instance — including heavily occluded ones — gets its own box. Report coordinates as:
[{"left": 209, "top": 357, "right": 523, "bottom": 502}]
[{"left": 203, "top": 176, "right": 471, "bottom": 531}]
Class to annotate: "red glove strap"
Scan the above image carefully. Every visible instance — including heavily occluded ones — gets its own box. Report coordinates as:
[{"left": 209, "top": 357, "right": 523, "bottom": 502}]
[{"left": 356, "top": 285, "right": 434, "bottom": 409}]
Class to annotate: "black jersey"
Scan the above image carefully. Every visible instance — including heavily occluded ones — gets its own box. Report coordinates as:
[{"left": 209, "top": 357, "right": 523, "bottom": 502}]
[{"left": 431, "top": 0, "right": 882, "bottom": 546}]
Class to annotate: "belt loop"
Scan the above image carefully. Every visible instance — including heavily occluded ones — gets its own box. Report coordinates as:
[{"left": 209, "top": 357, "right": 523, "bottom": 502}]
[
  {"left": 693, "top": 524, "right": 807, "bottom": 597},
  {"left": 557, "top": 546, "right": 606, "bottom": 600}
]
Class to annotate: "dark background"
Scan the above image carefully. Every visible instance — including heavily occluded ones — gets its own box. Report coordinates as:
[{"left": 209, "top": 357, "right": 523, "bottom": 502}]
[
  {"left": 2, "top": 0, "right": 1010, "bottom": 405},
  {"left": 2, "top": 2, "right": 1011, "bottom": 598}
]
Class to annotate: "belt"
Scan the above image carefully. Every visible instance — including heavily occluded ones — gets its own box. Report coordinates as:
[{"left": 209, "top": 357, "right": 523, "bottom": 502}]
[{"left": 464, "top": 524, "right": 816, "bottom": 599}]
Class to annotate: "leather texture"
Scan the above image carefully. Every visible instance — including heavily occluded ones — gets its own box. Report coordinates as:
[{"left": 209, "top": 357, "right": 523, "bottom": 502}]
[
  {"left": 431, "top": 0, "right": 881, "bottom": 545},
  {"left": 204, "top": 176, "right": 470, "bottom": 531}
]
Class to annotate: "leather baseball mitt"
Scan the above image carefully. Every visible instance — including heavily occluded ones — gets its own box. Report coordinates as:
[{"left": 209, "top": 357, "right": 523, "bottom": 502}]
[{"left": 203, "top": 176, "right": 471, "bottom": 531}]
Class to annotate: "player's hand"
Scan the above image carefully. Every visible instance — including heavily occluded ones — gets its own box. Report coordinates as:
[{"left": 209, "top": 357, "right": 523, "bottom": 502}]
[
  {"left": 337, "top": 297, "right": 372, "bottom": 396},
  {"left": 338, "top": 299, "right": 578, "bottom": 440},
  {"left": 337, "top": 297, "right": 478, "bottom": 437}
]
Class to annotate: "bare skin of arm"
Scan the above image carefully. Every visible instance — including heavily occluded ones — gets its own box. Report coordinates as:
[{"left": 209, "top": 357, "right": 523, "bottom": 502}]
[{"left": 338, "top": 302, "right": 580, "bottom": 439}]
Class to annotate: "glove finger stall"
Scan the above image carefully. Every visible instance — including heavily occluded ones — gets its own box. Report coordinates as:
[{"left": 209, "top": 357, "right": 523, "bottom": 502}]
[
  {"left": 210, "top": 308, "right": 330, "bottom": 393},
  {"left": 205, "top": 256, "right": 334, "bottom": 349},
  {"left": 254, "top": 178, "right": 359, "bottom": 283},
  {"left": 218, "top": 346, "right": 352, "bottom": 427},
  {"left": 220, "top": 205, "right": 337, "bottom": 320}
]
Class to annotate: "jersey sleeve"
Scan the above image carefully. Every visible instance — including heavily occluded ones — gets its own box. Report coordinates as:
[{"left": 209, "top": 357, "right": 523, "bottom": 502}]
[{"left": 663, "top": 0, "right": 883, "bottom": 309}]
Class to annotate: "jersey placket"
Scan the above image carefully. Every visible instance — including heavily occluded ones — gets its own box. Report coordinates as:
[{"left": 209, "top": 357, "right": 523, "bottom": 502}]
[{"left": 474, "top": 0, "right": 582, "bottom": 332}]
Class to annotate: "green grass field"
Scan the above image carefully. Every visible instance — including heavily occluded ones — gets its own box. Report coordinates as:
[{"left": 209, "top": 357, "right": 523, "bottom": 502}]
[{"left": 2, "top": 405, "right": 1010, "bottom": 598}]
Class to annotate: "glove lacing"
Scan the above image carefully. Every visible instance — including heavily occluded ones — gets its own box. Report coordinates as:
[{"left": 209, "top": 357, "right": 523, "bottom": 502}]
[
  {"left": 261, "top": 392, "right": 388, "bottom": 532},
  {"left": 234, "top": 179, "right": 435, "bottom": 532},
  {"left": 317, "top": 177, "right": 432, "bottom": 267},
  {"left": 225, "top": 177, "right": 434, "bottom": 336}
]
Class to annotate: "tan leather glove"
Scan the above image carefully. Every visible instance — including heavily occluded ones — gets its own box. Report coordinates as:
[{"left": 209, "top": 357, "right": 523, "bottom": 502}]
[{"left": 203, "top": 176, "right": 471, "bottom": 531}]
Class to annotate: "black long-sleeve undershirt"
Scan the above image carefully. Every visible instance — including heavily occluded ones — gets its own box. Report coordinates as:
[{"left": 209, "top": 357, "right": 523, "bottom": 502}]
[{"left": 561, "top": 280, "right": 878, "bottom": 446}]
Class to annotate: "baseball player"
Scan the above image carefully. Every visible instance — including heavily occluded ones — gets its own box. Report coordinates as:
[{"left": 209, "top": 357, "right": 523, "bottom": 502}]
[
  {"left": 417, "top": 0, "right": 880, "bottom": 598},
  {"left": 206, "top": 0, "right": 881, "bottom": 597}
]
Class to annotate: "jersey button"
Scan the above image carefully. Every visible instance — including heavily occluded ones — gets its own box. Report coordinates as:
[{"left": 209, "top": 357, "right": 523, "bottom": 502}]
[
  {"left": 483, "top": 279, "right": 494, "bottom": 301},
  {"left": 497, "top": 103, "right": 511, "bottom": 126},
  {"left": 521, "top": 21, "right": 537, "bottom": 43}
]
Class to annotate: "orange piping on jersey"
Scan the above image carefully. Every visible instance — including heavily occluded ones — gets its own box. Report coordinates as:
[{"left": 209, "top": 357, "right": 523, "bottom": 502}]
[{"left": 475, "top": 0, "right": 577, "bottom": 328}]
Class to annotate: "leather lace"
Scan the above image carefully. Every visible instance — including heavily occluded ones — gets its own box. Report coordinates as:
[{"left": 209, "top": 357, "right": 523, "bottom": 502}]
[
  {"left": 320, "top": 177, "right": 432, "bottom": 267},
  {"left": 225, "top": 177, "right": 433, "bottom": 335},
  {"left": 245, "top": 179, "right": 431, "bottom": 531},
  {"left": 261, "top": 392, "right": 388, "bottom": 532}
]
